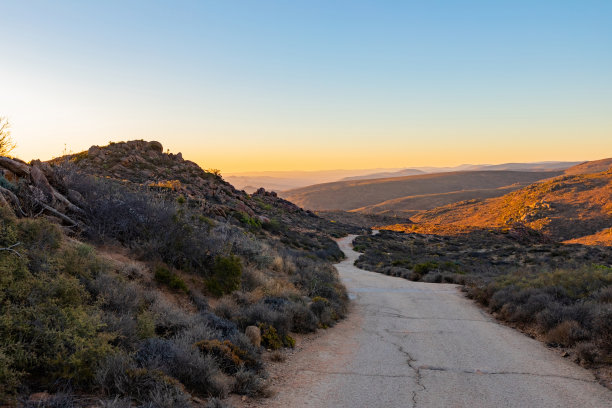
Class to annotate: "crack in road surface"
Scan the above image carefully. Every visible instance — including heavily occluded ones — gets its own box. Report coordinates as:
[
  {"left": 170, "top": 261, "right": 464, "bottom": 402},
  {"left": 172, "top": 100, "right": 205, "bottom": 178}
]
[
  {"left": 417, "top": 365, "right": 599, "bottom": 384},
  {"left": 248, "top": 235, "right": 611, "bottom": 408}
]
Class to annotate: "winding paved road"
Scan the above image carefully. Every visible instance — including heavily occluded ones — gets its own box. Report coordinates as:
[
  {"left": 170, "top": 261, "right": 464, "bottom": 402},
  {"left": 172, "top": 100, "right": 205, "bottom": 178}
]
[{"left": 258, "top": 235, "right": 612, "bottom": 407}]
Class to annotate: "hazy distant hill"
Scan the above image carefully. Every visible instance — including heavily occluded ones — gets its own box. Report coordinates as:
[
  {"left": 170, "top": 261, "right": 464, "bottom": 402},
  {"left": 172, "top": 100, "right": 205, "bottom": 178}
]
[
  {"left": 340, "top": 168, "right": 425, "bottom": 181},
  {"left": 226, "top": 161, "right": 580, "bottom": 193},
  {"left": 281, "top": 170, "right": 562, "bottom": 211},
  {"left": 468, "top": 161, "right": 581, "bottom": 172},
  {"left": 225, "top": 168, "right": 404, "bottom": 192},
  {"left": 411, "top": 161, "right": 612, "bottom": 242}
]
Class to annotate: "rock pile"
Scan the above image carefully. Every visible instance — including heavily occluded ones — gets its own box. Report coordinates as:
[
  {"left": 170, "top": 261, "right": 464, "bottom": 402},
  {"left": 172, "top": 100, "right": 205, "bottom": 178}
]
[{"left": 0, "top": 156, "right": 83, "bottom": 225}]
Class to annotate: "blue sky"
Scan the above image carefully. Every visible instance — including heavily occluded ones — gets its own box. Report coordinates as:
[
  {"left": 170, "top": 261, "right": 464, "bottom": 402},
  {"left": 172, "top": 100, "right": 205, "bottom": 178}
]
[{"left": 1, "top": 1, "right": 611, "bottom": 171}]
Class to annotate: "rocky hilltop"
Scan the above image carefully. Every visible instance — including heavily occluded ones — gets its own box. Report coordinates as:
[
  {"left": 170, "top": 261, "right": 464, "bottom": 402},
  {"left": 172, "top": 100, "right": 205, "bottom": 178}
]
[{"left": 0, "top": 140, "right": 357, "bottom": 406}]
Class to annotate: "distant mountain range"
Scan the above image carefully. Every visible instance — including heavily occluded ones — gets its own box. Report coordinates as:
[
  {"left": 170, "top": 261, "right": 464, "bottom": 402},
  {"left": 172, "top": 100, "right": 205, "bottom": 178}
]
[{"left": 227, "top": 161, "right": 581, "bottom": 193}]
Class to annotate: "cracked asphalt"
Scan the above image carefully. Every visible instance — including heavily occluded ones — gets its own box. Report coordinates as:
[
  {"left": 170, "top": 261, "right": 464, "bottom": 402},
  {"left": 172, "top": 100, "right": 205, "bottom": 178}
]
[{"left": 253, "top": 235, "right": 612, "bottom": 407}]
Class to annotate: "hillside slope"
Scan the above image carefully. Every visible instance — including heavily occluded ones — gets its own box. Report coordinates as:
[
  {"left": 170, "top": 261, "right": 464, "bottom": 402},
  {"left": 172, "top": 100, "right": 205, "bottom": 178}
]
[
  {"left": 412, "top": 168, "right": 612, "bottom": 242},
  {"left": 282, "top": 170, "right": 562, "bottom": 211},
  {"left": 563, "top": 158, "right": 612, "bottom": 176},
  {"left": 0, "top": 140, "right": 357, "bottom": 406},
  {"left": 351, "top": 184, "right": 529, "bottom": 216}
]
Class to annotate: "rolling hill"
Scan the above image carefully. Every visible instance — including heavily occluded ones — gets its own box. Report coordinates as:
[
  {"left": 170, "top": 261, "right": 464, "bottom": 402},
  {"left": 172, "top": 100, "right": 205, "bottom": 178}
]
[
  {"left": 410, "top": 164, "right": 612, "bottom": 242},
  {"left": 281, "top": 170, "right": 563, "bottom": 211}
]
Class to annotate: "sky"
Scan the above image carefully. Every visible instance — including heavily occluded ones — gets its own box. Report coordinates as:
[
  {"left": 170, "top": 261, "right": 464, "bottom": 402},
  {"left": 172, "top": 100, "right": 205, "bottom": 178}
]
[{"left": 1, "top": 0, "right": 611, "bottom": 173}]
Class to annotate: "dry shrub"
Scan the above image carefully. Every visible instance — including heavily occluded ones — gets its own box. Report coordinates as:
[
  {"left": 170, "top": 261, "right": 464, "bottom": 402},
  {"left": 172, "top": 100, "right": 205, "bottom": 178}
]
[
  {"left": 195, "top": 339, "right": 258, "bottom": 374},
  {"left": 214, "top": 297, "right": 240, "bottom": 321},
  {"left": 263, "top": 278, "right": 300, "bottom": 298},
  {"left": 241, "top": 267, "right": 268, "bottom": 292},
  {"left": 576, "top": 342, "right": 598, "bottom": 364},
  {"left": 271, "top": 256, "right": 284, "bottom": 272},
  {"left": 269, "top": 351, "right": 286, "bottom": 362},
  {"left": 545, "top": 320, "right": 585, "bottom": 347}
]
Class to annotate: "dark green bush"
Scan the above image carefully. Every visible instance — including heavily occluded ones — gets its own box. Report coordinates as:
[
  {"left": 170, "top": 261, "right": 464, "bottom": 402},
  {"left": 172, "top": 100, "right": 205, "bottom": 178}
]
[
  {"left": 154, "top": 265, "right": 188, "bottom": 292},
  {"left": 258, "top": 323, "right": 283, "bottom": 350},
  {"left": 0, "top": 215, "right": 113, "bottom": 400},
  {"left": 206, "top": 255, "right": 242, "bottom": 297}
]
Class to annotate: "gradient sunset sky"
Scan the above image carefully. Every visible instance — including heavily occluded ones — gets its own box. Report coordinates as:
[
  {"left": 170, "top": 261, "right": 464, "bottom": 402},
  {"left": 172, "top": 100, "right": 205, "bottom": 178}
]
[{"left": 2, "top": 1, "right": 611, "bottom": 173}]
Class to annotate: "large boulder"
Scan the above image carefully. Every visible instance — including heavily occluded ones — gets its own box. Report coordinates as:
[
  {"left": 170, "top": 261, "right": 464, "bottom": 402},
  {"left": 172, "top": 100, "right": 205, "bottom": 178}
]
[
  {"left": 0, "top": 156, "right": 30, "bottom": 177},
  {"left": 148, "top": 141, "right": 163, "bottom": 153}
]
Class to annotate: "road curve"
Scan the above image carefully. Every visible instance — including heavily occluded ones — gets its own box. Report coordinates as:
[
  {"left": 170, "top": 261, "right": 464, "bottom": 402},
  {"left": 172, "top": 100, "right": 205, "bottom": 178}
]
[{"left": 258, "top": 235, "right": 612, "bottom": 407}]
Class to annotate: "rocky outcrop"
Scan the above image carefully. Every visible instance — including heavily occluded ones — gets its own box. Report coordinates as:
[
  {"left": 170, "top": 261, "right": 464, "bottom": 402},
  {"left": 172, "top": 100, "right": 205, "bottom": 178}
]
[{"left": 0, "top": 156, "right": 82, "bottom": 225}]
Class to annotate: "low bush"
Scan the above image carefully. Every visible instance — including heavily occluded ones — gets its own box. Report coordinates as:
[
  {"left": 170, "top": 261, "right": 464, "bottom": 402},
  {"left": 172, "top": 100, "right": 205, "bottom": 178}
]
[
  {"left": 0, "top": 216, "right": 113, "bottom": 400},
  {"left": 206, "top": 255, "right": 242, "bottom": 297},
  {"left": 195, "top": 339, "right": 257, "bottom": 374},
  {"left": 154, "top": 264, "right": 188, "bottom": 292},
  {"left": 232, "top": 367, "right": 271, "bottom": 397},
  {"left": 258, "top": 324, "right": 283, "bottom": 350},
  {"left": 135, "top": 338, "right": 228, "bottom": 397}
]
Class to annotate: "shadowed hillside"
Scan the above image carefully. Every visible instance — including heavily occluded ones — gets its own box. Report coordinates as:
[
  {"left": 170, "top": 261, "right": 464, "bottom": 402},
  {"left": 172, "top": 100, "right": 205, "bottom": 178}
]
[
  {"left": 282, "top": 170, "right": 562, "bottom": 211},
  {"left": 0, "top": 140, "right": 360, "bottom": 406}
]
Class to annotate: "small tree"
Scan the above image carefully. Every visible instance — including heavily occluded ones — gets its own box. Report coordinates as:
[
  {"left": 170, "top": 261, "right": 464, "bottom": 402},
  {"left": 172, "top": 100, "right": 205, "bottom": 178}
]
[{"left": 0, "top": 117, "right": 16, "bottom": 156}]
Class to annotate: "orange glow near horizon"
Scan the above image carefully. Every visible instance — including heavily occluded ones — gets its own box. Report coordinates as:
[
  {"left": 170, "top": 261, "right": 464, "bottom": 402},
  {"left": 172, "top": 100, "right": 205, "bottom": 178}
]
[{"left": 9, "top": 124, "right": 612, "bottom": 174}]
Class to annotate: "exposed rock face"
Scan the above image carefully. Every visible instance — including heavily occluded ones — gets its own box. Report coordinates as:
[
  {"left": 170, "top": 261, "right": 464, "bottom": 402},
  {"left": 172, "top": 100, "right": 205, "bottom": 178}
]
[
  {"left": 149, "top": 141, "right": 163, "bottom": 152},
  {"left": 0, "top": 156, "right": 82, "bottom": 225},
  {"left": 34, "top": 139, "right": 360, "bottom": 250}
]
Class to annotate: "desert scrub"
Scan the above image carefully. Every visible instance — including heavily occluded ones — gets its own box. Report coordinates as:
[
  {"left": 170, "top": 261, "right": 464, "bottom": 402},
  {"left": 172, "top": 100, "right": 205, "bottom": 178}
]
[
  {"left": 206, "top": 255, "right": 242, "bottom": 297},
  {"left": 258, "top": 323, "right": 283, "bottom": 350},
  {"left": 195, "top": 339, "right": 258, "bottom": 374},
  {"left": 473, "top": 265, "right": 612, "bottom": 364},
  {"left": 236, "top": 211, "right": 262, "bottom": 230},
  {"left": 257, "top": 323, "right": 294, "bottom": 350},
  {"left": 0, "top": 213, "right": 113, "bottom": 400}
]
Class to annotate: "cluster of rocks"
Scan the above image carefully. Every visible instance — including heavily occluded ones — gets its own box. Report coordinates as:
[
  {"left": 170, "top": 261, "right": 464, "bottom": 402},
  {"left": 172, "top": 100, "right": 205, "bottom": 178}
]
[{"left": 0, "top": 156, "right": 83, "bottom": 225}]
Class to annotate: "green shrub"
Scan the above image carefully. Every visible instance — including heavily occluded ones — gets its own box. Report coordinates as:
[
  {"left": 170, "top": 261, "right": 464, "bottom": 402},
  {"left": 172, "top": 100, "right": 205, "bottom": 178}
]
[
  {"left": 154, "top": 265, "right": 188, "bottom": 292},
  {"left": 237, "top": 211, "right": 261, "bottom": 230},
  {"left": 0, "top": 214, "right": 116, "bottom": 400},
  {"left": 0, "top": 349, "right": 20, "bottom": 403},
  {"left": 136, "top": 311, "right": 156, "bottom": 339},
  {"left": 258, "top": 323, "right": 283, "bottom": 350},
  {"left": 206, "top": 255, "right": 242, "bottom": 297},
  {"left": 413, "top": 262, "right": 438, "bottom": 277},
  {"left": 284, "top": 334, "right": 296, "bottom": 348},
  {"left": 262, "top": 218, "right": 282, "bottom": 232}
]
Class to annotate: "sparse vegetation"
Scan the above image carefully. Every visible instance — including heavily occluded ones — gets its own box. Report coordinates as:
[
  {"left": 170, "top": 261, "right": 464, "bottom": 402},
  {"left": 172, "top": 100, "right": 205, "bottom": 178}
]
[
  {"left": 355, "top": 227, "right": 612, "bottom": 370},
  {"left": 0, "top": 140, "right": 354, "bottom": 405},
  {"left": 0, "top": 117, "right": 16, "bottom": 156}
]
